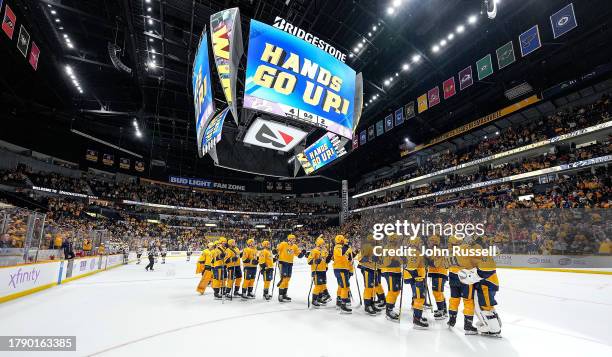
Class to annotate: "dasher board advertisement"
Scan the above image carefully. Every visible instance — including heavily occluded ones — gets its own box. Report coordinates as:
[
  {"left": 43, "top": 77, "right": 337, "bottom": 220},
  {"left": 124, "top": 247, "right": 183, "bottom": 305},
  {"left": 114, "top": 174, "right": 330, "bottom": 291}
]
[{"left": 244, "top": 19, "right": 356, "bottom": 140}]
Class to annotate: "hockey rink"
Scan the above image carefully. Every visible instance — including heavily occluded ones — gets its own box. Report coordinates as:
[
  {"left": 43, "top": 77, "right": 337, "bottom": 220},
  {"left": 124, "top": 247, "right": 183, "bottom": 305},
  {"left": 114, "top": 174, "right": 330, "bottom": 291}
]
[{"left": 1, "top": 258, "right": 611, "bottom": 357}]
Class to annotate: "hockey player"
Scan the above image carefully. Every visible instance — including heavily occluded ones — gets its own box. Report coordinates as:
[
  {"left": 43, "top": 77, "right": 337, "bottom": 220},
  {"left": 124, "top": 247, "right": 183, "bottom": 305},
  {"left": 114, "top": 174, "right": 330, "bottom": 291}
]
[
  {"left": 224, "top": 239, "right": 242, "bottom": 299},
  {"left": 447, "top": 236, "right": 478, "bottom": 334},
  {"left": 381, "top": 235, "right": 403, "bottom": 321},
  {"left": 160, "top": 246, "right": 167, "bottom": 264},
  {"left": 307, "top": 236, "right": 328, "bottom": 308},
  {"left": 404, "top": 237, "right": 429, "bottom": 329},
  {"left": 356, "top": 237, "right": 382, "bottom": 315},
  {"left": 276, "top": 234, "right": 306, "bottom": 302},
  {"left": 241, "top": 238, "right": 258, "bottom": 299},
  {"left": 145, "top": 246, "right": 156, "bottom": 271},
  {"left": 427, "top": 235, "right": 449, "bottom": 320},
  {"left": 211, "top": 239, "right": 227, "bottom": 300},
  {"left": 196, "top": 242, "right": 214, "bottom": 295},
  {"left": 136, "top": 246, "right": 143, "bottom": 264},
  {"left": 186, "top": 245, "right": 193, "bottom": 262},
  {"left": 258, "top": 240, "right": 274, "bottom": 300},
  {"left": 458, "top": 238, "right": 502, "bottom": 337},
  {"left": 332, "top": 235, "right": 352, "bottom": 314}
]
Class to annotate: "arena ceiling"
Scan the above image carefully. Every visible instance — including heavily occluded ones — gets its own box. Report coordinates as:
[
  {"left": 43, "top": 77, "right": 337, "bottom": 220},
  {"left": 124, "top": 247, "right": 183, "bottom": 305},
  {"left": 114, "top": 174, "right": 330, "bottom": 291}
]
[{"left": 1, "top": 0, "right": 611, "bottom": 182}]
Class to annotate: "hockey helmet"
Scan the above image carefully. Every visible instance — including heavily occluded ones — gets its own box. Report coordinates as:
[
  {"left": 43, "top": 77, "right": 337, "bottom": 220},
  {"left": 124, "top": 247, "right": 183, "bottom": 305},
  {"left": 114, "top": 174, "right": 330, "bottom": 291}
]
[
  {"left": 315, "top": 236, "right": 325, "bottom": 247},
  {"left": 247, "top": 238, "right": 255, "bottom": 246},
  {"left": 261, "top": 240, "right": 270, "bottom": 248},
  {"left": 287, "top": 234, "right": 296, "bottom": 241},
  {"left": 335, "top": 235, "right": 346, "bottom": 244}
]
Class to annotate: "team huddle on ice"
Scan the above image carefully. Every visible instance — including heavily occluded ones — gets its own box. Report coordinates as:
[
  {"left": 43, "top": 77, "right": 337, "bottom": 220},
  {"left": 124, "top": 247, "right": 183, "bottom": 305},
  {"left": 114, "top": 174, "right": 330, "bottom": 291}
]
[{"left": 195, "top": 233, "right": 502, "bottom": 337}]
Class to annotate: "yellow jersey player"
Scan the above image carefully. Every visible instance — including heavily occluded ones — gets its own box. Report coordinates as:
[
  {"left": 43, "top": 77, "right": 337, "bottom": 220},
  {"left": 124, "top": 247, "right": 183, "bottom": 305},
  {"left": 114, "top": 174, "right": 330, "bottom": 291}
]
[
  {"left": 258, "top": 240, "right": 274, "bottom": 300},
  {"left": 458, "top": 237, "right": 502, "bottom": 337},
  {"left": 356, "top": 237, "right": 382, "bottom": 316},
  {"left": 211, "top": 239, "right": 227, "bottom": 300},
  {"left": 332, "top": 235, "right": 352, "bottom": 314},
  {"left": 427, "top": 235, "right": 449, "bottom": 320},
  {"left": 381, "top": 235, "right": 403, "bottom": 322},
  {"left": 447, "top": 235, "right": 478, "bottom": 334},
  {"left": 404, "top": 237, "right": 428, "bottom": 329},
  {"left": 241, "top": 238, "right": 258, "bottom": 299},
  {"left": 224, "top": 239, "right": 242, "bottom": 299},
  {"left": 196, "top": 242, "right": 215, "bottom": 295},
  {"left": 275, "top": 234, "right": 306, "bottom": 302},
  {"left": 307, "top": 236, "right": 328, "bottom": 308}
]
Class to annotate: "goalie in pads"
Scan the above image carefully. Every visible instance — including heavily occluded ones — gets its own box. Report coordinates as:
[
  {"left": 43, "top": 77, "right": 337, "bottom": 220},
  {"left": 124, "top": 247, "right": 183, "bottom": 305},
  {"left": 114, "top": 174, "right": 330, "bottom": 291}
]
[{"left": 458, "top": 250, "right": 501, "bottom": 337}]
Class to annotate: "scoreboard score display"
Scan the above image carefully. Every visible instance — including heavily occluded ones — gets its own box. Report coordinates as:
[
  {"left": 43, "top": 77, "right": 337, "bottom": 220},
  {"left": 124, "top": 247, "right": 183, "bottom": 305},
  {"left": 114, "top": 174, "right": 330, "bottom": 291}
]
[
  {"left": 296, "top": 133, "right": 347, "bottom": 174},
  {"left": 244, "top": 19, "right": 357, "bottom": 139}
]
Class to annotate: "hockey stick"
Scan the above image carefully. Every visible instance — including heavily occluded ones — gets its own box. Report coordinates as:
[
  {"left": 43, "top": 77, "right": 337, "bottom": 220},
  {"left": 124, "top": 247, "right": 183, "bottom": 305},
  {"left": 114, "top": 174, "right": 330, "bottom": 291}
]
[
  {"left": 353, "top": 261, "right": 362, "bottom": 307},
  {"left": 307, "top": 272, "right": 315, "bottom": 308},
  {"left": 270, "top": 259, "right": 279, "bottom": 299},
  {"left": 398, "top": 264, "right": 405, "bottom": 323},
  {"left": 254, "top": 268, "right": 262, "bottom": 295},
  {"left": 424, "top": 273, "right": 434, "bottom": 312}
]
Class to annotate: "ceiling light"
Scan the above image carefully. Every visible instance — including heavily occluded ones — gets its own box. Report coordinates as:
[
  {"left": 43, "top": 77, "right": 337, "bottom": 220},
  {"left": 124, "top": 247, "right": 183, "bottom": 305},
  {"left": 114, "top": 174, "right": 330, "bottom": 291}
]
[
  {"left": 353, "top": 47, "right": 359, "bottom": 52},
  {"left": 357, "top": 43, "right": 363, "bottom": 48},
  {"left": 368, "top": 32, "right": 372, "bottom": 37},
  {"left": 349, "top": 53, "right": 354, "bottom": 58},
  {"left": 147, "top": 61, "right": 156, "bottom": 68},
  {"left": 149, "top": 38, "right": 153, "bottom": 42},
  {"left": 147, "top": 7, "right": 152, "bottom": 12},
  {"left": 59, "top": 26, "right": 64, "bottom": 30},
  {"left": 432, "top": 45, "right": 440, "bottom": 53},
  {"left": 402, "top": 63, "right": 409, "bottom": 70},
  {"left": 393, "top": 0, "right": 402, "bottom": 6},
  {"left": 145, "top": 0, "right": 151, "bottom": 3},
  {"left": 447, "top": 33, "right": 454, "bottom": 40},
  {"left": 148, "top": 19, "right": 154, "bottom": 25},
  {"left": 65, "top": 65, "right": 73, "bottom": 74},
  {"left": 387, "top": 7, "right": 395, "bottom": 15},
  {"left": 484, "top": 135, "right": 488, "bottom": 139},
  {"left": 389, "top": 77, "right": 394, "bottom": 82},
  {"left": 440, "top": 39, "right": 447, "bottom": 46},
  {"left": 456, "top": 25, "right": 465, "bottom": 33},
  {"left": 372, "top": 25, "right": 377, "bottom": 31},
  {"left": 384, "top": 79, "right": 390, "bottom": 86},
  {"left": 365, "top": 103, "right": 368, "bottom": 107},
  {"left": 63, "top": 34, "right": 68, "bottom": 38},
  {"left": 55, "top": 18, "right": 60, "bottom": 23},
  {"left": 495, "top": 131, "right": 500, "bottom": 135},
  {"left": 136, "top": 130, "right": 143, "bottom": 138},
  {"left": 151, "top": 48, "right": 156, "bottom": 53},
  {"left": 67, "top": 43, "right": 74, "bottom": 49},
  {"left": 412, "top": 54, "right": 421, "bottom": 63},
  {"left": 51, "top": 10, "right": 56, "bottom": 15},
  {"left": 468, "top": 15, "right": 477, "bottom": 24},
  {"left": 361, "top": 39, "right": 366, "bottom": 44}
]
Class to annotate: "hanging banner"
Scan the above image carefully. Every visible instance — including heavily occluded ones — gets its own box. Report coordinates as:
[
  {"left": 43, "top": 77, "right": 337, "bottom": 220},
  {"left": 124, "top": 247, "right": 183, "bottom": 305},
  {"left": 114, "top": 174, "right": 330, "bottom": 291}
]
[
  {"left": 340, "top": 180, "right": 348, "bottom": 225},
  {"left": 210, "top": 8, "right": 243, "bottom": 124},
  {"left": 244, "top": 19, "right": 357, "bottom": 139},
  {"left": 85, "top": 149, "right": 98, "bottom": 162},
  {"left": 376, "top": 120, "right": 384, "bottom": 136},
  {"left": 367, "top": 125, "right": 375, "bottom": 141},
  {"left": 476, "top": 54, "right": 494, "bottom": 80},
  {"left": 417, "top": 93, "right": 428, "bottom": 113},
  {"left": 2, "top": 4, "right": 15, "bottom": 39},
  {"left": 16, "top": 25, "right": 29, "bottom": 57},
  {"left": 28, "top": 41, "right": 40, "bottom": 70},
  {"left": 359, "top": 130, "right": 367, "bottom": 145},
  {"left": 519, "top": 25, "right": 541, "bottom": 57},
  {"left": 459, "top": 65, "right": 473, "bottom": 90},
  {"left": 496, "top": 41, "right": 516, "bottom": 70},
  {"left": 427, "top": 86, "right": 440, "bottom": 107},
  {"left": 135, "top": 161, "right": 145, "bottom": 172},
  {"left": 550, "top": 3, "right": 577, "bottom": 39},
  {"left": 385, "top": 114, "right": 394, "bottom": 132},
  {"left": 443, "top": 77, "right": 456, "bottom": 99},
  {"left": 119, "top": 158, "right": 130, "bottom": 170},
  {"left": 102, "top": 154, "right": 114, "bottom": 166},
  {"left": 405, "top": 101, "right": 416, "bottom": 120},
  {"left": 352, "top": 135, "right": 359, "bottom": 150},
  {"left": 394, "top": 107, "right": 404, "bottom": 126},
  {"left": 192, "top": 29, "right": 215, "bottom": 158}
]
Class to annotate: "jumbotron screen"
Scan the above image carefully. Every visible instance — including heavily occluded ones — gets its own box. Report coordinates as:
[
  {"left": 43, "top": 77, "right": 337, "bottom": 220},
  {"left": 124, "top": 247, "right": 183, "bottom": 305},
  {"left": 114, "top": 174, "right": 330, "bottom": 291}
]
[
  {"left": 192, "top": 30, "right": 215, "bottom": 158},
  {"left": 243, "top": 19, "right": 356, "bottom": 139},
  {"left": 296, "top": 132, "right": 347, "bottom": 174}
]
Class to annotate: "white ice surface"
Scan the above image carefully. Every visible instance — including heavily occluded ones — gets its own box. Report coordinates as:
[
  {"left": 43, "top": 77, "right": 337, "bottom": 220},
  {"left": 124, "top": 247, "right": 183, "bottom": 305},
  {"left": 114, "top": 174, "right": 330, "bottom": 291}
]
[{"left": 1, "top": 258, "right": 611, "bottom": 357}]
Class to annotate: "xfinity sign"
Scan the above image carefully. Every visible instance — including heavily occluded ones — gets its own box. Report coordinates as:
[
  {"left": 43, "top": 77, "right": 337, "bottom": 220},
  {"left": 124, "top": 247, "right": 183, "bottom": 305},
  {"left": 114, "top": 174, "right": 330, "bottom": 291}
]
[{"left": 243, "top": 118, "right": 308, "bottom": 152}]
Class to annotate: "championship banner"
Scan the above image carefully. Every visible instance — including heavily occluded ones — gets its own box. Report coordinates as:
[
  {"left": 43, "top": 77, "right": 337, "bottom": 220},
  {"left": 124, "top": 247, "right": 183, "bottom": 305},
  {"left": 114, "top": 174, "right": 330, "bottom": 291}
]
[
  {"left": 119, "top": 158, "right": 130, "bottom": 170},
  {"left": 192, "top": 29, "right": 215, "bottom": 158},
  {"left": 496, "top": 41, "right": 515, "bottom": 70},
  {"left": 427, "top": 87, "right": 440, "bottom": 107},
  {"left": 28, "top": 41, "right": 40, "bottom": 70},
  {"left": 459, "top": 66, "right": 473, "bottom": 90},
  {"left": 359, "top": 130, "right": 367, "bottom": 145},
  {"left": 85, "top": 149, "right": 98, "bottom": 162},
  {"left": 367, "top": 125, "right": 375, "bottom": 141},
  {"left": 476, "top": 53, "right": 494, "bottom": 80},
  {"left": 417, "top": 93, "right": 428, "bottom": 113},
  {"left": 405, "top": 101, "right": 415, "bottom": 120},
  {"left": 352, "top": 135, "right": 358, "bottom": 150},
  {"left": 394, "top": 107, "right": 404, "bottom": 126},
  {"left": 519, "top": 25, "right": 541, "bottom": 57},
  {"left": 16, "top": 25, "right": 29, "bottom": 57},
  {"left": 210, "top": 8, "right": 243, "bottom": 124},
  {"left": 376, "top": 120, "right": 384, "bottom": 137},
  {"left": 384, "top": 114, "right": 394, "bottom": 132},
  {"left": 340, "top": 179, "right": 348, "bottom": 225},
  {"left": 443, "top": 77, "right": 456, "bottom": 99},
  {"left": 550, "top": 3, "right": 577, "bottom": 39},
  {"left": 102, "top": 154, "right": 114, "bottom": 166},
  {"left": 2, "top": 4, "right": 15, "bottom": 39},
  {"left": 202, "top": 107, "right": 229, "bottom": 158},
  {"left": 135, "top": 161, "right": 145, "bottom": 172},
  {"left": 244, "top": 19, "right": 357, "bottom": 139}
]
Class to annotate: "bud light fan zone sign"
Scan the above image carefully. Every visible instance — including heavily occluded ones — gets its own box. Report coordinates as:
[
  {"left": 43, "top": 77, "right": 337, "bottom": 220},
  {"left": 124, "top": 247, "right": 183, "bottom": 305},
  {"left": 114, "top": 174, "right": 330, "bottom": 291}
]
[
  {"left": 202, "top": 107, "right": 229, "bottom": 156},
  {"left": 192, "top": 30, "right": 215, "bottom": 158},
  {"left": 244, "top": 20, "right": 356, "bottom": 139},
  {"left": 296, "top": 133, "right": 347, "bottom": 174}
]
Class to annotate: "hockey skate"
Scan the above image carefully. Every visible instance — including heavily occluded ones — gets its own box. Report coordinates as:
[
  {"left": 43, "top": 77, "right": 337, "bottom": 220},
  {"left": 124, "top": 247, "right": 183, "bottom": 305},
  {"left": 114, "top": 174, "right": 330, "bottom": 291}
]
[
  {"left": 311, "top": 295, "right": 321, "bottom": 308},
  {"left": 477, "top": 310, "right": 502, "bottom": 338},
  {"left": 339, "top": 302, "right": 352, "bottom": 314},
  {"left": 464, "top": 316, "right": 478, "bottom": 335},
  {"left": 385, "top": 304, "right": 399, "bottom": 322},
  {"left": 447, "top": 311, "right": 457, "bottom": 328},
  {"left": 434, "top": 308, "right": 448, "bottom": 320},
  {"left": 364, "top": 303, "right": 377, "bottom": 316},
  {"left": 413, "top": 316, "right": 429, "bottom": 329},
  {"left": 263, "top": 289, "right": 272, "bottom": 301}
]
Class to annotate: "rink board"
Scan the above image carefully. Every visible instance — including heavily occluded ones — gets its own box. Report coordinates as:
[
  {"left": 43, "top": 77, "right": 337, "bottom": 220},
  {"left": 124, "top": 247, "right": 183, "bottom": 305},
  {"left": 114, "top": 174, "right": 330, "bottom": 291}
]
[
  {"left": 0, "top": 254, "right": 126, "bottom": 303},
  {"left": 495, "top": 254, "right": 612, "bottom": 269}
]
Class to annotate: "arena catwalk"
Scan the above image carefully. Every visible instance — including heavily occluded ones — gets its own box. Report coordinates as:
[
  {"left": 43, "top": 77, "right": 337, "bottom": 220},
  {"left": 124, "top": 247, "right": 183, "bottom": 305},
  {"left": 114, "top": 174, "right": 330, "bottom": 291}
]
[{"left": 1, "top": 258, "right": 610, "bottom": 357}]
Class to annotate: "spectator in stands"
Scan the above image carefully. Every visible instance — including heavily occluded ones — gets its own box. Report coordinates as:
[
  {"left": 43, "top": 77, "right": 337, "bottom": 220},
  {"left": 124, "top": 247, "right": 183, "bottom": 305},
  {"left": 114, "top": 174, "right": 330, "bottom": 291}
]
[{"left": 62, "top": 237, "right": 75, "bottom": 260}]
